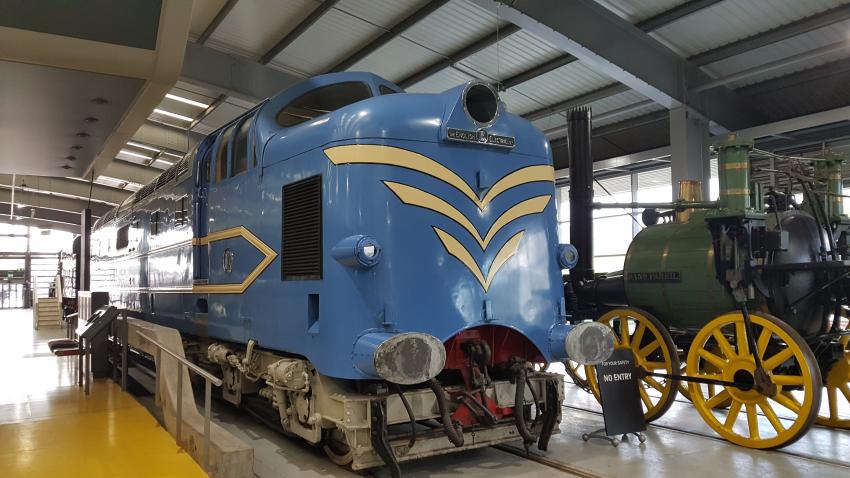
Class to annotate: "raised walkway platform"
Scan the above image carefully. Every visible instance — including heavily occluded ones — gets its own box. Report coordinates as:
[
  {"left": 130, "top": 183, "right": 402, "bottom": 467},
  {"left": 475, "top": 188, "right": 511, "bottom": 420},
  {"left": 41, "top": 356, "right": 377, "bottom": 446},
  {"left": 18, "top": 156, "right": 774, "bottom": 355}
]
[{"left": 0, "top": 308, "right": 207, "bottom": 478}]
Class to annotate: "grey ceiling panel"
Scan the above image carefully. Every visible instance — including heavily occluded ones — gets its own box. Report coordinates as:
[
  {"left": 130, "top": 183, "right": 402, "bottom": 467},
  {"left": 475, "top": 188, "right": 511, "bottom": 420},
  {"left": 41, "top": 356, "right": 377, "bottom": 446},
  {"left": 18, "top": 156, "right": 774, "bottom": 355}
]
[
  {"left": 0, "top": 60, "right": 143, "bottom": 176},
  {"left": 0, "top": 0, "right": 162, "bottom": 50}
]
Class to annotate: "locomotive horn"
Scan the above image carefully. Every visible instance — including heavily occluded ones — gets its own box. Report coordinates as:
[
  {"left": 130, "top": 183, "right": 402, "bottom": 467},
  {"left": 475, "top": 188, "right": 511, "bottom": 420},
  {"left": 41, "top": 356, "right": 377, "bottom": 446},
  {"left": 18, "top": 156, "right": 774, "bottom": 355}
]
[{"left": 353, "top": 332, "right": 446, "bottom": 385}]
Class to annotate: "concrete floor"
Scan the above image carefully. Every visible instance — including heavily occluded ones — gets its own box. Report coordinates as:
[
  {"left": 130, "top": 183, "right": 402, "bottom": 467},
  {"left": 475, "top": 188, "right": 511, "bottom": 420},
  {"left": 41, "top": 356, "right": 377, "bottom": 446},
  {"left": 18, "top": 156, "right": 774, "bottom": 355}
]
[
  {"left": 0, "top": 308, "right": 206, "bottom": 478},
  {"left": 2, "top": 307, "right": 849, "bottom": 478}
]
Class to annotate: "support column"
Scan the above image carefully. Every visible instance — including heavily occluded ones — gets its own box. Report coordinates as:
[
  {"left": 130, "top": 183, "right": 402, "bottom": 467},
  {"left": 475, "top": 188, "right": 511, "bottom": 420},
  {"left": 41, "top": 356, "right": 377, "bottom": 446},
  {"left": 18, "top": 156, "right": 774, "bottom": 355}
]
[{"left": 670, "top": 107, "right": 710, "bottom": 200}]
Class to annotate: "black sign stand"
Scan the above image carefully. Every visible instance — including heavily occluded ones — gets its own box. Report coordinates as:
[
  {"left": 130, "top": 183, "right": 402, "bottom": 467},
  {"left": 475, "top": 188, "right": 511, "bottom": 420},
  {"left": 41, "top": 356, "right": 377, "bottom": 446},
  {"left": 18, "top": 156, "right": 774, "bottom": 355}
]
[{"left": 581, "top": 348, "right": 647, "bottom": 447}]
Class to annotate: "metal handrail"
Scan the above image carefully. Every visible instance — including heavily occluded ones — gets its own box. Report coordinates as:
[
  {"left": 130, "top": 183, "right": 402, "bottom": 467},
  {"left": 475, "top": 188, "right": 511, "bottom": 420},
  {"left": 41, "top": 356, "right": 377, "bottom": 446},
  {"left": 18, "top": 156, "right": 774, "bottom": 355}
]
[
  {"left": 136, "top": 332, "right": 222, "bottom": 385},
  {"left": 136, "top": 330, "right": 222, "bottom": 472}
]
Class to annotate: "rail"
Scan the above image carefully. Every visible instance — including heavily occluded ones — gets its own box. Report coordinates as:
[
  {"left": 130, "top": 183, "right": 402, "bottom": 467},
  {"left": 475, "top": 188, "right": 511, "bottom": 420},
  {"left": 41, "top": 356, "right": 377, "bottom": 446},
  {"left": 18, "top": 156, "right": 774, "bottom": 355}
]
[{"left": 135, "top": 331, "right": 223, "bottom": 473}]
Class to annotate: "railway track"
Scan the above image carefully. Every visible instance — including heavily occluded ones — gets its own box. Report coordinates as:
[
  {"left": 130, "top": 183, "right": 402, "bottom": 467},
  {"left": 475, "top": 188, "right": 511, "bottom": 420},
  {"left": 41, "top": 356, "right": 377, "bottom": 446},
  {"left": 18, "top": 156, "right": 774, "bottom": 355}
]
[{"left": 560, "top": 402, "right": 850, "bottom": 469}]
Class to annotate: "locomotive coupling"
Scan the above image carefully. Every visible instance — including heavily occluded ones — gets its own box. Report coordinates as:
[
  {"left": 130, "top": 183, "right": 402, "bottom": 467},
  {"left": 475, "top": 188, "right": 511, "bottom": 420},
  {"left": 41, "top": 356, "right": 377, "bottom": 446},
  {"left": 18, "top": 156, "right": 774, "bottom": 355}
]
[
  {"left": 548, "top": 321, "right": 616, "bottom": 365},
  {"left": 352, "top": 332, "right": 446, "bottom": 384}
]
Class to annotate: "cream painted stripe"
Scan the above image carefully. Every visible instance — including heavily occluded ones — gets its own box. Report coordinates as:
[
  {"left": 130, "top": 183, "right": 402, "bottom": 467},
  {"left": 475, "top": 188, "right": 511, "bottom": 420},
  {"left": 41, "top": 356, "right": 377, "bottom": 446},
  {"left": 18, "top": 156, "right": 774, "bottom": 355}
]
[
  {"left": 385, "top": 181, "right": 486, "bottom": 248},
  {"left": 386, "top": 181, "right": 550, "bottom": 250},
  {"left": 482, "top": 196, "right": 550, "bottom": 246},
  {"left": 325, "top": 144, "right": 554, "bottom": 211},
  {"left": 721, "top": 162, "right": 749, "bottom": 170},
  {"left": 434, "top": 227, "right": 524, "bottom": 291},
  {"left": 434, "top": 228, "right": 487, "bottom": 289},
  {"left": 484, "top": 231, "right": 524, "bottom": 288},
  {"left": 326, "top": 144, "right": 480, "bottom": 205},
  {"left": 481, "top": 165, "right": 554, "bottom": 209}
]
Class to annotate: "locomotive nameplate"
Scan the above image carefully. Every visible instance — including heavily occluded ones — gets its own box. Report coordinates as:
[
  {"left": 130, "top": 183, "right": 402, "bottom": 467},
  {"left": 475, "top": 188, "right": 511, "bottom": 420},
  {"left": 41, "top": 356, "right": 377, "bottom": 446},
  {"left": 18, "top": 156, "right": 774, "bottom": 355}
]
[
  {"left": 447, "top": 128, "right": 515, "bottom": 148},
  {"left": 627, "top": 271, "right": 681, "bottom": 283}
]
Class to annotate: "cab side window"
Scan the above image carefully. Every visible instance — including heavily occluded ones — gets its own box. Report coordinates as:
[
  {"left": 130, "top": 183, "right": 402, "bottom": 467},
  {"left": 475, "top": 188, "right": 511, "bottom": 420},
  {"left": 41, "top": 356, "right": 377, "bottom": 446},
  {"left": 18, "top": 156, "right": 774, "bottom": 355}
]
[
  {"left": 276, "top": 82, "right": 372, "bottom": 127},
  {"left": 215, "top": 125, "right": 236, "bottom": 182},
  {"left": 232, "top": 117, "right": 253, "bottom": 177}
]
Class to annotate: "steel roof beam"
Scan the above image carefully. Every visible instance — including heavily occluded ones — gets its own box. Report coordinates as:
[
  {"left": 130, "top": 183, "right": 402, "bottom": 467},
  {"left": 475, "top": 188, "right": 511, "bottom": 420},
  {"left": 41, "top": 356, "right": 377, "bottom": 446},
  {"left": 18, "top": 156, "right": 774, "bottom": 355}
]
[
  {"left": 634, "top": 0, "right": 724, "bottom": 31},
  {"left": 0, "top": 216, "right": 80, "bottom": 234},
  {"left": 500, "top": 0, "right": 722, "bottom": 91},
  {"left": 524, "top": 84, "right": 630, "bottom": 121},
  {"left": 101, "top": 160, "right": 160, "bottom": 186},
  {"left": 182, "top": 42, "right": 302, "bottom": 102},
  {"left": 398, "top": 24, "right": 521, "bottom": 89},
  {"left": 476, "top": 0, "right": 762, "bottom": 129},
  {"left": 260, "top": 0, "right": 340, "bottom": 65},
  {"left": 0, "top": 188, "right": 110, "bottom": 218},
  {"left": 330, "top": 0, "right": 450, "bottom": 73},
  {"left": 0, "top": 202, "right": 89, "bottom": 227},
  {"left": 0, "top": 175, "right": 129, "bottom": 206},
  {"left": 197, "top": 0, "right": 240, "bottom": 45},
  {"left": 690, "top": 5, "right": 850, "bottom": 66}
]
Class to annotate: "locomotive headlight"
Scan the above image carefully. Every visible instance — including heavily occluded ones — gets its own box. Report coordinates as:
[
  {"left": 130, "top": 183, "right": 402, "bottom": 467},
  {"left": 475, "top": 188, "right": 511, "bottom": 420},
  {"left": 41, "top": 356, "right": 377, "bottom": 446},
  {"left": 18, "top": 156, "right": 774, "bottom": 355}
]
[
  {"left": 549, "top": 322, "right": 616, "bottom": 365},
  {"left": 463, "top": 81, "right": 500, "bottom": 127},
  {"left": 331, "top": 235, "right": 382, "bottom": 268}
]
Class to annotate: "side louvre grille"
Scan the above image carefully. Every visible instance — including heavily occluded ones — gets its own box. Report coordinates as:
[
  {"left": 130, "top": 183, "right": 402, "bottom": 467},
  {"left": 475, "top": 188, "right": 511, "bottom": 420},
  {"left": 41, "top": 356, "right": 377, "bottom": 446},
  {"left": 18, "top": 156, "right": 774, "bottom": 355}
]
[{"left": 282, "top": 175, "right": 322, "bottom": 280}]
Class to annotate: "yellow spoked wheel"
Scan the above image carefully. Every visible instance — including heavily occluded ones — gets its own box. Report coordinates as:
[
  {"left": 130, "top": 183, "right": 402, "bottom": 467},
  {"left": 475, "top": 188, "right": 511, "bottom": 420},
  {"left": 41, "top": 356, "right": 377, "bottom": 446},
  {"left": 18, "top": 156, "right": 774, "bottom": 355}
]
[
  {"left": 565, "top": 358, "right": 590, "bottom": 389},
  {"left": 678, "top": 357, "right": 732, "bottom": 409},
  {"left": 586, "top": 308, "right": 679, "bottom": 422},
  {"left": 686, "top": 311, "right": 821, "bottom": 449},
  {"left": 815, "top": 334, "right": 850, "bottom": 428}
]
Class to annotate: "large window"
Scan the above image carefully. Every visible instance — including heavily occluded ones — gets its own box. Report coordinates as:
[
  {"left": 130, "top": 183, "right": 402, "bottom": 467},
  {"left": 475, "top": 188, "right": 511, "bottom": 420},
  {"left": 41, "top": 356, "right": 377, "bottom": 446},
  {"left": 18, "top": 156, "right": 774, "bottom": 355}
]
[
  {"left": 276, "top": 82, "right": 372, "bottom": 127},
  {"left": 232, "top": 117, "right": 253, "bottom": 177},
  {"left": 215, "top": 125, "right": 236, "bottom": 182},
  {"left": 557, "top": 167, "right": 674, "bottom": 273}
]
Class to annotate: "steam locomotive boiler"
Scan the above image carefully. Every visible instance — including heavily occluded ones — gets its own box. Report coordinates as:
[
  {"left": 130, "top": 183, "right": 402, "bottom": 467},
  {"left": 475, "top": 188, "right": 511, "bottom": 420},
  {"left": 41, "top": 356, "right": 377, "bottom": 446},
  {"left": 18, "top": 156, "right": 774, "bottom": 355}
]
[
  {"left": 88, "top": 73, "right": 614, "bottom": 473},
  {"left": 563, "top": 107, "right": 850, "bottom": 449}
]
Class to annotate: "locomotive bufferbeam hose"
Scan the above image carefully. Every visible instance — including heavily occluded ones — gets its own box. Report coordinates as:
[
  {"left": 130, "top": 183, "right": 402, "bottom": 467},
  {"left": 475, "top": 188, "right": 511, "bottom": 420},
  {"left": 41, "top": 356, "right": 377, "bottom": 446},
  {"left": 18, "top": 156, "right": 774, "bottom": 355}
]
[
  {"left": 513, "top": 367, "right": 538, "bottom": 447},
  {"left": 390, "top": 383, "right": 417, "bottom": 449},
  {"left": 428, "top": 379, "right": 464, "bottom": 447}
]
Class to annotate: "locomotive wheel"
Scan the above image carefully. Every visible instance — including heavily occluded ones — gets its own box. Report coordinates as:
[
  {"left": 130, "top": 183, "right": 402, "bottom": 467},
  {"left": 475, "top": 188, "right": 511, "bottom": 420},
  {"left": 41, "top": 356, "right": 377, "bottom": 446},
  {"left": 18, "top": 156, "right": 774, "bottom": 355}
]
[
  {"left": 686, "top": 311, "right": 821, "bottom": 449},
  {"left": 678, "top": 357, "right": 732, "bottom": 409},
  {"left": 815, "top": 334, "right": 850, "bottom": 428},
  {"left": 565, "top": 359, "right": 590, "bottom": 389},
  {"left": 586, "top": 308, "right": 679, "bottom": 422},
  {"left": 322, "top": 428, "right": 354, "bottom": 467}
]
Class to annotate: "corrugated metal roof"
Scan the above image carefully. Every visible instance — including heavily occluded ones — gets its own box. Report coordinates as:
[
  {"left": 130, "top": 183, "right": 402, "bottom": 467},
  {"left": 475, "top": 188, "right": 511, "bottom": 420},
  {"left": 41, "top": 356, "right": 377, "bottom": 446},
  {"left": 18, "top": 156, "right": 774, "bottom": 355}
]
[
  {"left": 348, "top": 37, "right": 443, "bottom": 83},
  {"left": 268, "top": 7, "right": 379, "bottom": 76},
  {"left": 498, "top": 88, "right": 545, "bottom": 116},
  {"left": 510, "top": 61, "right": 614, "bottom": 115},
  {"left": 457, "top": 30, "right": 561, "bottom": 82},
  {"left": 403, "top": 0, "right": 501, "bottom": 57},
  {"left": 651, "top": 0, "right": 848, "bottom": 58},
  {"left": 595, "top": 0, "right": 686, "bottom": 24},
  {"left": 404, "top": 67, "right": 474, "bottom": 94},
  {"left": 188, "top": 0, "right": 228, "bottom": 41},
  {"left": 206, "top": 0, "right": 318, "bottom": 60},
  {"left": 336, "top": 0, "right": 429, "bottom": 28},
  {"left": 702, "top": 18, "right": 850, "bottom": 88}
]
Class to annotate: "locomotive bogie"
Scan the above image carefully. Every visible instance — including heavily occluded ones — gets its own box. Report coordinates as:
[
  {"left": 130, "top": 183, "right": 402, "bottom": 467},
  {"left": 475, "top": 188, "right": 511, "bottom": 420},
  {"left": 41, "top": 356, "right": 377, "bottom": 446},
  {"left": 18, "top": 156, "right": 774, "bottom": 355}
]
[{"left": 203, "top": 339, "right": 563, "bottom": 470}]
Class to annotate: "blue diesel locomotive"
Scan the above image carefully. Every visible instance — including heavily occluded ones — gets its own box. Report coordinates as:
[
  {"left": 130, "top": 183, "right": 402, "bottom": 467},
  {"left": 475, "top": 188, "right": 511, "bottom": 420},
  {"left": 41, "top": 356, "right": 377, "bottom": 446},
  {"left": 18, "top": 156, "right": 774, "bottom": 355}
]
[{"left": 89, "top": 73, "right": 613, "bottom": 472}]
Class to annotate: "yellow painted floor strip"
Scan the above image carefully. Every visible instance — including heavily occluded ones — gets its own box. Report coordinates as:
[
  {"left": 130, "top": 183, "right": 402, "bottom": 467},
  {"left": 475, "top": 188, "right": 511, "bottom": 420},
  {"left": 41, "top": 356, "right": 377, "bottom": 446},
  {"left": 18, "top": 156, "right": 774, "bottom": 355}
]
[{"left": 0, "top": 309, "right": 207, "bottom": 478}]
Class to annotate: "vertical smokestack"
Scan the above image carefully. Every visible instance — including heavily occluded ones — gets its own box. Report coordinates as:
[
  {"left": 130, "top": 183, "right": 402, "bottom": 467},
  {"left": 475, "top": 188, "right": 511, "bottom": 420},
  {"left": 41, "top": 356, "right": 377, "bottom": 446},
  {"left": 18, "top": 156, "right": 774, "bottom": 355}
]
[{"left": 567, "top": 107, "right": 593, "bottom": 285}]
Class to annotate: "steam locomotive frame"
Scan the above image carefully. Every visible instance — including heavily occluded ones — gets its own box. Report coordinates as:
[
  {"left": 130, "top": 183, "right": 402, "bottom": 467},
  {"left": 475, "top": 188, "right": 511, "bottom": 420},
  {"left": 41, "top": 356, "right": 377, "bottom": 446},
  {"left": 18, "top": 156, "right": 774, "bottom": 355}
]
[{"left": 563, "top": 107, "right": 850, "bottom": 450}]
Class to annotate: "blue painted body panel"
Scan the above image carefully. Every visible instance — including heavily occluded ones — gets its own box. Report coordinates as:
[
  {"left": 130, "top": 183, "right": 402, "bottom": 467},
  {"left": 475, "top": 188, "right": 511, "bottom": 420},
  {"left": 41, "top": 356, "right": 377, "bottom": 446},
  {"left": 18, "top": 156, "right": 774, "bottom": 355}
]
[{"left": 90, "top": 72, "right": 565, "bottom": 380}]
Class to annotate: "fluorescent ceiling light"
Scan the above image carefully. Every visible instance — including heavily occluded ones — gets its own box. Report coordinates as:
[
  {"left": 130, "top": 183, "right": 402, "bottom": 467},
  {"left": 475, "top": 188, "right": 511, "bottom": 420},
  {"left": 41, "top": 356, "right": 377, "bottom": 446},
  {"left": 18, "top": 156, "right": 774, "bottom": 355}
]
[
  {"left": 126, "top": 141, "right": 160, "bottom": 153},
  {"left": 154, "top": 108, "right": 194, "bottom": 122},
  {"left": 119, "top": 149, "right": 151, "bottom": 160},
  {"left": 161, "top": 151, "right": 184, "bottom": 159},
  {"left": 165, "top": 93, "right": 209, "bottom": 108},
  {"left": 155, "top": 158, "right": 174, "bottom": 166}
]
